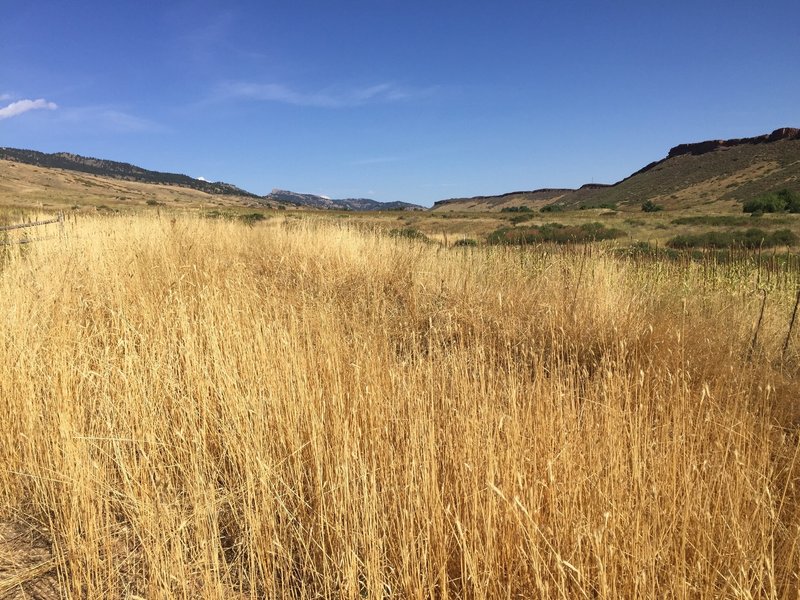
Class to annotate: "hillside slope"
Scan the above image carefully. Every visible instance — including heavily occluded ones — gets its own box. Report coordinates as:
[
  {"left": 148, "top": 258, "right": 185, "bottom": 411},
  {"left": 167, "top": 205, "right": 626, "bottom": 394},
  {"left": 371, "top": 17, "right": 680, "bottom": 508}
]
[
  {"left": 0, "top": 147, "right": 259, "bottom": 198},
  {"left": 432, "top": 185, "right": 610, "bottom": 212},
  {"left": 0, "top": 147, "right": 424, "bottom": 211},
  {"left": 0, "top": 159, "right": 275, "bottom": 210},
  {"left": 432, "top": 128, "right": 800, "bottom": 212}
]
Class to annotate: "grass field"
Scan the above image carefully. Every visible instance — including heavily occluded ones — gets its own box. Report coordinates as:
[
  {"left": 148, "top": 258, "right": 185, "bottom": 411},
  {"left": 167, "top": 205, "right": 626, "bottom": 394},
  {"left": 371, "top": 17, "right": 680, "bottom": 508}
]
[{"left": 1, "top": 213, "right": 800, "bottom": 598}]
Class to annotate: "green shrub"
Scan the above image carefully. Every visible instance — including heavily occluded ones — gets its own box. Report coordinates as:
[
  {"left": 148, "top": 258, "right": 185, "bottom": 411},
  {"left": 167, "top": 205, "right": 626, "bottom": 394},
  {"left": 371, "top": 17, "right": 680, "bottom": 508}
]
[
  {"left": 540, "top": 205, "right": 565, "bottom": 213},
  {"left": 641, "top": 200, "right": 664, "bottom": 212},
  {"left": 389, "top": 227, "right": 430, "bottom": 242},
  {"left": 488, "top": 222, "right": 625, "bottom": 245},
  {"left": 667, "top": 228, "right": 798, "bottom": 249},
  {"left": 671, "top": 215, "right": 756, "bottom": 226},
  {"left": 742, "top": 189, "right": 800, "bottom": 214},
  {"left": 239, "top": 213, "right": 268, "bottom": 225},
  {"left": 146, "top": 199, "right": 161, "bottom": 206},
  {"left": 509, "top": 214, "right": 534, "bottom": 224},
  {"left": 453, "top": 238, "right": 478, "bottom": 247},
  {"left": 500, "top": 206, "right": 533, "bottom": 213},
  {"left": 579, "top": 202, "right": 617, "bottom": 210}
]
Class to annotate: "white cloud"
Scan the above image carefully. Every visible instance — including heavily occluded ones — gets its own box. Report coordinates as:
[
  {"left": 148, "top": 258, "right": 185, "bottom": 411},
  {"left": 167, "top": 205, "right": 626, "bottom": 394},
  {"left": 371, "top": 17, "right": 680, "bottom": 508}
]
[
  {"left": 0, "top": 98, "right": 58, "bottom": 120},
  {"left": 58, "top": 106, "right": 165, "bottom": 133},
  {"left": 197, "top": 176, "right": 207, "bottom": 181},
  {"left": 215, "top": 81, "right": 433, "bottom": 108}
]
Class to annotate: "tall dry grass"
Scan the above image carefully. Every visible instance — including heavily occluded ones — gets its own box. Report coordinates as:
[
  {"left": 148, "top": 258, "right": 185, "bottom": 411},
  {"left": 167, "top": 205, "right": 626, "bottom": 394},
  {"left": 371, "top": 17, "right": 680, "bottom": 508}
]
[{"left": 0, "top": 213, "right": 799, "bottom": 598}]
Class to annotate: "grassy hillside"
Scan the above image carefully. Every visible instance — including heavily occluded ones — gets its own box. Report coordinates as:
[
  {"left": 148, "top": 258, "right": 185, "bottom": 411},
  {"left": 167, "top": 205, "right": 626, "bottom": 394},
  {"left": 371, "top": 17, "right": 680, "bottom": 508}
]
[
  {"left": 433, "top": 136, "right": 800, "bottom": 213},
  {"left": 0, "top": 148, "right": 258, "bottom": 198},
  {"left": 588, "top": 138, "right": 800, "bottom": 210},
  {"left": 1, "top": 213, "right": 799, "bottom": 597},
  {"left": 0, "top": 159, "right": 279, "bottom": 211}
]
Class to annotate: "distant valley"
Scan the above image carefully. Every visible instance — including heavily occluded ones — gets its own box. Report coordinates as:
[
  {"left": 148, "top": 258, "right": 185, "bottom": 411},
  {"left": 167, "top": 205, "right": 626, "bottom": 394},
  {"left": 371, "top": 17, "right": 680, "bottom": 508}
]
[
  {"left": 1, "top": 127, "right": 799, "bottom": 214},
  {"left": 0, "top": 147, "right": 423, "bottom": 211}
]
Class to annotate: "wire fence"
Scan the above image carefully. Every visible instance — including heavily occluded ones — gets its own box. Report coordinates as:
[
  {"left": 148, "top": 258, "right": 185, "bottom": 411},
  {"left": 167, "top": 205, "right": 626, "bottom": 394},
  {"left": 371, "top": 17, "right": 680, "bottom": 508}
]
[{"left": 0, "top": 212, "right": 65, "bottom": 245}]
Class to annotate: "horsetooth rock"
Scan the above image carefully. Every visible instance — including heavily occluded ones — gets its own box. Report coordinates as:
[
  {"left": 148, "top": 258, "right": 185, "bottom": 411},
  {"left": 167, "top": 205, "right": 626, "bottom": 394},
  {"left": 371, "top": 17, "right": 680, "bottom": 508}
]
[{"left": 667, "top": 127, "right": 800, "bottom": 159}]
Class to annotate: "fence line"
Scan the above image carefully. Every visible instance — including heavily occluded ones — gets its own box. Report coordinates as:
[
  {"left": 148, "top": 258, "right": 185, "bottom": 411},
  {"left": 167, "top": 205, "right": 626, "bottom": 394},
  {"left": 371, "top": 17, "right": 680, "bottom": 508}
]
[{"left": 0, "top": 213, "right": 64, "bottom": 233}]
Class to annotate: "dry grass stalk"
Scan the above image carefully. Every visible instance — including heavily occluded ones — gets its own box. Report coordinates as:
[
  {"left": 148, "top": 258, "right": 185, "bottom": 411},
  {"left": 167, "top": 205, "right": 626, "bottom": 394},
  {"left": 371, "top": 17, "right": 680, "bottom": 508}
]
[{"left": 0, "top": 213, "right": 798, "bottom": 598}]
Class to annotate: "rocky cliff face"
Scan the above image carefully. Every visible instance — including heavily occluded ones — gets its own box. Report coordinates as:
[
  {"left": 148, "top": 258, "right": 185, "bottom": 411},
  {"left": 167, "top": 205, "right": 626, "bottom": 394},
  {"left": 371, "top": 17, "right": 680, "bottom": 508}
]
[{"left": 667, "top": 128, "right": 800, "bottom": 159}]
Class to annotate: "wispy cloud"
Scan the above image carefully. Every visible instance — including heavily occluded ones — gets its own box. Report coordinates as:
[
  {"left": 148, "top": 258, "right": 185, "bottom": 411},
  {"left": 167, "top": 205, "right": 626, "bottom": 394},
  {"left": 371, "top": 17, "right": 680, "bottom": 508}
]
[
  {"left": 214, "top": 81, "right": 433, "bottom": 108},
  {"left": 58, "top": 106, "right": 165, "bottom": 133},
  {"left": 0, "top": 98, "right": 58, "bottom": 120}
]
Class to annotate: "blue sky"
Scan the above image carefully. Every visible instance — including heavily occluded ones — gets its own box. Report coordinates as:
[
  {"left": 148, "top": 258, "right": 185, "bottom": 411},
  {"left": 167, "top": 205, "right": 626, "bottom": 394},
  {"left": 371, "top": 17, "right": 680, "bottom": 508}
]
[{"left": 1, "top": 1, "right": 798, "bottom": 206}]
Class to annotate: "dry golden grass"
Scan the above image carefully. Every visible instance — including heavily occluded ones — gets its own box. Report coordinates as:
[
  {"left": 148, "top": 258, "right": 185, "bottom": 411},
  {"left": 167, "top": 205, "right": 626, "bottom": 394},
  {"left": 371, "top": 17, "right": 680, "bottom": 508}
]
[
  {"left": 1, "top": 213, "right": 799, "bottom": 598},
  {"left": 0, "top": 160, "right": 267, "bottom": 212}
]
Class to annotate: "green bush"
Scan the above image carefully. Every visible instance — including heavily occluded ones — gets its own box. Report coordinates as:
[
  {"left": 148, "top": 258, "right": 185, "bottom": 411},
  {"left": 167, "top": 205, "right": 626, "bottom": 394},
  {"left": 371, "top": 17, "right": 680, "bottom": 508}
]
[
  {"left": 671, "top": 215, "right": 756, "bottom": 226},
  {"left": 509, "top": 214, "right": 534, "bottom": 224},
  {"left": 389, "top": 227, "right": 430, "bottom": 242},
  {"left": 488, "top": 222, "right": 625, "bottom": 245},
  {"left": 667, "top": 228, "right": 798, "bottom": 249},
  {"left": 742, "top": 189, "right": 800, "bottom": 214},
  {"left": 579, "top": 202, "right": 617, "bottom": 210},
  {"left": 500, "top": 206, "right": 533, "bottom": 213},
  {"left": 453, "top": 238, "right": 478, "bottom": 247},
  {"left": 239, "top": 212, "right": 268, "bottom": 225},
  {"left": 641, "top": 200, "right": 664, "bottom": 212},
  {"left": 540, "top": 205, "right": 565, "bottom": 213}
]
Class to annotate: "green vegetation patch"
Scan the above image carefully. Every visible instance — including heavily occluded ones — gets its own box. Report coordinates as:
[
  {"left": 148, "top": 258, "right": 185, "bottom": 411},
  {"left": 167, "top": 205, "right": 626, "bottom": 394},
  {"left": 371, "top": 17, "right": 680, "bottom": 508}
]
[
  {"left": 239, "top": 212, "right": 269, "bottom": 225},
  {"left": 579, "top": 202, "right": 617, "bottom": 210},
  {"left": 743, "top": 189, "right": 800, "bottom": 214},
  {"left": 488, "top": 222, "right": 625, "bottom": 245},
  {"left": 641, "top": 200, "right": 664, "bottom": 212},
  {"left": 667, "top": 228, "right": 797, "bottom": 249},
  {"left": 389, "top": 227, "right": 430, "bottom": 242},
  {"left": 671, "top": 215, "right": 763, "bottom": 227},
  {"left": 500, "top": 206, "right": 533, "bottom": 213}
]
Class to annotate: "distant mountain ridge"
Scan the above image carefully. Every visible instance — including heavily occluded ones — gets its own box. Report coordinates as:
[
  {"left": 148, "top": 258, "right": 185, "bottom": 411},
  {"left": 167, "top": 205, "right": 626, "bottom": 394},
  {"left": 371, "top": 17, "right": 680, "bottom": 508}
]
[
  {"left": 0, "top": 147, "right": 259, "bottom": 198},
  {"left": 266, "top": 189, "right": 423, "bottom": 211},
  {"left": 0, "top": 147, "right": 425, "bottom": 211},
  {"left": 667, "top": 127, "right": 800, "bottom": 159},
  {"left": 432, "top": 128, "right": 800, "bottom": 212},
  {"left": 4, "top": 127, "right": 799, "bottom": 214}
]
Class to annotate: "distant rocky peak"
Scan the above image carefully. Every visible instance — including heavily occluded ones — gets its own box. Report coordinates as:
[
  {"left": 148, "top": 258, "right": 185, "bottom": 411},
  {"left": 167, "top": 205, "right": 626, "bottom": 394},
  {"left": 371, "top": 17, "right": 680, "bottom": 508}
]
[{"left": 667, "top": 127, "right": 800, "bottom": 159}]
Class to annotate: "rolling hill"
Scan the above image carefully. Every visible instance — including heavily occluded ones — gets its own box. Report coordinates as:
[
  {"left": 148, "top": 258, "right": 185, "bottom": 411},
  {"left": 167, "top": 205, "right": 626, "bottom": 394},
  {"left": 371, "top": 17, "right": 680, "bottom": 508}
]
[
  {"left": 0, "top": 158, "right": 278, "bottom": 211},
  {"left": 3, "top": 128, "right": 799, "bottom": 215},
  {"left": 265, "top": 189, "right": 423, "bottom": 211},
  {"left": 432, "top": 128, "right": 800, "bottom": 212},
  {"left": 0, "top": 148, "right": 424, "bottom": 212},
  {"left": 0, "top": 147, "right": 259, "bottom": 198}
]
